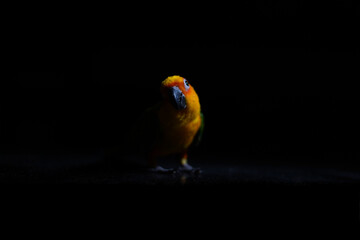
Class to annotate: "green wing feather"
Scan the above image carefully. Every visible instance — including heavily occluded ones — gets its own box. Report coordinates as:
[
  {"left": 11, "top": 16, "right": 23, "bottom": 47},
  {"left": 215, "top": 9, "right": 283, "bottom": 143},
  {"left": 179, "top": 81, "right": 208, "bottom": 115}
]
[{"left": 194, "top": 112, "right": 204, "bottom": 147}]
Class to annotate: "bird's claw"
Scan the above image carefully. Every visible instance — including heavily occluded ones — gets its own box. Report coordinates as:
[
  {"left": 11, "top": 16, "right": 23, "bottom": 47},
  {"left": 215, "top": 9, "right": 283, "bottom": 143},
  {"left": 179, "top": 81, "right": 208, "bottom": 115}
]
[
  {"left": 148, "top": 166, "right": 176, "bottom": 174},
  {"left": 177, "top": 164, "right": 202, "bottom": 174}
]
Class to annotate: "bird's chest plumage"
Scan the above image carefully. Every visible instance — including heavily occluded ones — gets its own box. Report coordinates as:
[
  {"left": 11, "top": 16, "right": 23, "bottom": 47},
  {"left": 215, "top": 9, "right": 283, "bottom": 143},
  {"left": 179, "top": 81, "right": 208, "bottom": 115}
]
[
  {"left": 157, "top": 104, "right": 201, "bottom": 154},
  {"left": 162, "top": 118, "right": 200, "bottom": 147}
]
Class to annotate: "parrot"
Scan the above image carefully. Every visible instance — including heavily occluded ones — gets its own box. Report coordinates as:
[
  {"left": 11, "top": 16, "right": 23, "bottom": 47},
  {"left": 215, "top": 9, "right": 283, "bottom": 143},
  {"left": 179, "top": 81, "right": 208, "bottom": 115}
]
[{"left": 133, "top": 75, "right": 204, "bottom": 173}]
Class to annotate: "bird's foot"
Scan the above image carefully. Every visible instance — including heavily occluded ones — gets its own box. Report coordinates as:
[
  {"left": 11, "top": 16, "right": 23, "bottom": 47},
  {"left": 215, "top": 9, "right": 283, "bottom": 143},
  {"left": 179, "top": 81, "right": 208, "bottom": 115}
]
[
  {"left": 177, "top": 163, "right": 202, "bottom": 174},
  {"left": 148, "top": 166, "right": 176, "bottom": 174}
]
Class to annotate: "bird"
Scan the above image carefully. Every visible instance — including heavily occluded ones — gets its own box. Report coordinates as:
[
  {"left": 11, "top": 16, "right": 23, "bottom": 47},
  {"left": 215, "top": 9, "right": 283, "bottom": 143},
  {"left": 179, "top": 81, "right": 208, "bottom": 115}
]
[{"left": 132, "top": 75, "right": 204, "bottom": 173}]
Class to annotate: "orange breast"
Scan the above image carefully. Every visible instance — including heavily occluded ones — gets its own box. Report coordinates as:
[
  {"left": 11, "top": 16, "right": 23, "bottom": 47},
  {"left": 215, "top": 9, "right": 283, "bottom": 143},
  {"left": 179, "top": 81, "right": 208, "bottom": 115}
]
[
  {"left": 159, "top": 115, "right": 201, "bottom": 154},
  {"left": 156, "top": 102, "right": 201, "bottom": 156}
]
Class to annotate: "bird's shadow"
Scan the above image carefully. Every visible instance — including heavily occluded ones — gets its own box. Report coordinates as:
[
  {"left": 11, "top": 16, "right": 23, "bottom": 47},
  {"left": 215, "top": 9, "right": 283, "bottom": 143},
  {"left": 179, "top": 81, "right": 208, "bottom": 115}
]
[{"left": 101, "top": 154, "right": 203, "bottom": 185}]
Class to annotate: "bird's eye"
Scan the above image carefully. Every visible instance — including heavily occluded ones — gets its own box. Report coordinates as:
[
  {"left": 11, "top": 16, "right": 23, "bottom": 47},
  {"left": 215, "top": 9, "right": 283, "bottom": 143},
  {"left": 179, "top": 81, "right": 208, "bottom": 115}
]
[{"left": 184, "top": 79, "right": 190, "bottom": 91}]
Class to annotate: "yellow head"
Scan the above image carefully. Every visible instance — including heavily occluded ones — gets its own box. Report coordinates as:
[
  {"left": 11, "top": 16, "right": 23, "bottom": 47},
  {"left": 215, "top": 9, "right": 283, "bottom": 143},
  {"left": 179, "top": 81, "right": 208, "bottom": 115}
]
[{"left": 160, "top": 75, "right": 200, "bottom": 112}]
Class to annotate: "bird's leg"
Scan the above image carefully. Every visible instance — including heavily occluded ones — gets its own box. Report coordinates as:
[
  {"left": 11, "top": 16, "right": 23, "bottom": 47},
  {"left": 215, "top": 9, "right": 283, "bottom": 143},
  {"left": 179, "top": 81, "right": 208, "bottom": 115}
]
[
  {"left": 147, "top": 150, "right": 175, "bottom": 174},
  {"left": 180, "top": 152, "right": 189, "bottom": 168},
  {"left": 177, "top": 152, "right": 201, "bottom": 174}
]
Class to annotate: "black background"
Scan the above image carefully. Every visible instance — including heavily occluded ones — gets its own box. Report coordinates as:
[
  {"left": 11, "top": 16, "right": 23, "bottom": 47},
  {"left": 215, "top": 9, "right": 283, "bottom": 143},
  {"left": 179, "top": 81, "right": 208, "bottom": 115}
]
[
  {"left": 1, "top": 0, "right": 360, "bottom": 235},
  {"left": 2, "top": 1, "right": 359, "bottom": 166}
]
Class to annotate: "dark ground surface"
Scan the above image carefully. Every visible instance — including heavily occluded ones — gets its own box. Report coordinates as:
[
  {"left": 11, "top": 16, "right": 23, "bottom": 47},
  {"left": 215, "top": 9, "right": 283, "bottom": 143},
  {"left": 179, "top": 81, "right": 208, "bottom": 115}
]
[
  {"left": 1, "top": 153, "right": 359, "bottom": 185},
  {"left": 1, "top": 153, "right": 359, "bottom": 235}
]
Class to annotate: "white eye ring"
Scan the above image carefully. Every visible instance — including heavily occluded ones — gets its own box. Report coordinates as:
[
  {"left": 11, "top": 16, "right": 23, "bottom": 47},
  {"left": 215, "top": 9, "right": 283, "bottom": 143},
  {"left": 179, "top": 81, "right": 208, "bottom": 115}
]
[{"left": 184, "top": 79, "right": 190, "bottom": 91}]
